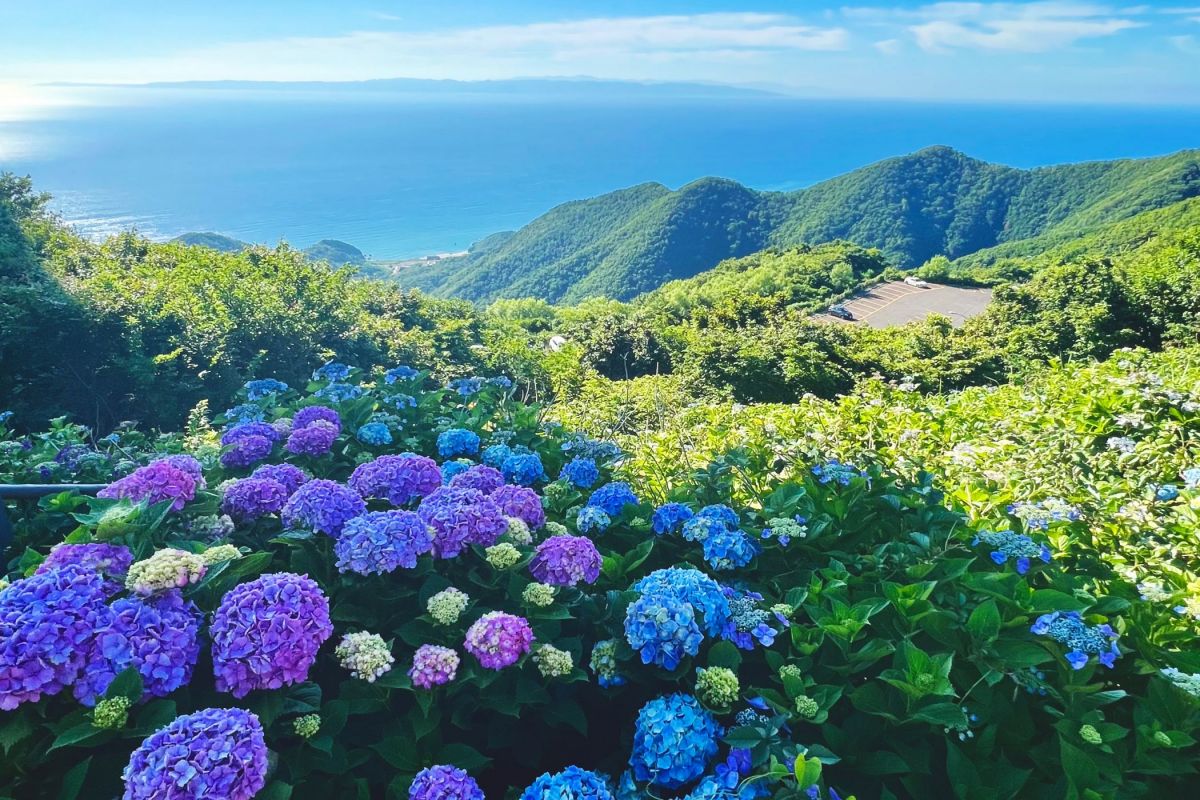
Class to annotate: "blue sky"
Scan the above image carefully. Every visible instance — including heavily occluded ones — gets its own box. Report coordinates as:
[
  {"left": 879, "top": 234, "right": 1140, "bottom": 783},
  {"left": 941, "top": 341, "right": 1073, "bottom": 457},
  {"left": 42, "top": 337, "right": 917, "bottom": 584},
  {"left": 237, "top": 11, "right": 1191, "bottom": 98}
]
[{"left": 2, "top": 1, "right": 1198, "bottom": 103}]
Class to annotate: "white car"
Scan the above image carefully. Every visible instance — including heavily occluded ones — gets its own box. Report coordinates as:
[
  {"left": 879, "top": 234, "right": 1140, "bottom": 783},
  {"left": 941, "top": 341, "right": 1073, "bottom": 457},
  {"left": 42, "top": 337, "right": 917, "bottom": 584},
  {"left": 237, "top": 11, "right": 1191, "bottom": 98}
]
[{"left": 904, "top": 276, "right": 931, "bottom": 288}]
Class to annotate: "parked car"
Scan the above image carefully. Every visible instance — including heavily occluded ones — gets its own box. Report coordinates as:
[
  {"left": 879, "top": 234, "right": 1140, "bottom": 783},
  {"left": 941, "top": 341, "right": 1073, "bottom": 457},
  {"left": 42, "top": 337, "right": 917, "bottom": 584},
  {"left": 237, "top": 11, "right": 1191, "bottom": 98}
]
[
  {"left": 904, "top": 276, "right": 931, "bottom": 288},
  {"left": 829, "top": 304, "right": 855, "bottom": 320}
]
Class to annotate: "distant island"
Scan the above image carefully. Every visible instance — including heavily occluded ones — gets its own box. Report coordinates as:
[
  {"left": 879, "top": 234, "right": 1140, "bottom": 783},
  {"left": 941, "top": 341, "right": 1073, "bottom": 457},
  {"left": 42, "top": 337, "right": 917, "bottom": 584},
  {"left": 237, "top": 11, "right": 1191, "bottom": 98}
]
[{"left": 169, "top": 232, "right": 366, "bottom": 265}]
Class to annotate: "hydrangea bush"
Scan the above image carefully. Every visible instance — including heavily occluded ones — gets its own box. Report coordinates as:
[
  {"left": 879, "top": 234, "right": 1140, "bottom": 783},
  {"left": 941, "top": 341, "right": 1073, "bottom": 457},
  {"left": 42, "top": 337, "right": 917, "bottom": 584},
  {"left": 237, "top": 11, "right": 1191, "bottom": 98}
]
[{"left": 0, "top": 359, "right": 1197, "bottom": 799}]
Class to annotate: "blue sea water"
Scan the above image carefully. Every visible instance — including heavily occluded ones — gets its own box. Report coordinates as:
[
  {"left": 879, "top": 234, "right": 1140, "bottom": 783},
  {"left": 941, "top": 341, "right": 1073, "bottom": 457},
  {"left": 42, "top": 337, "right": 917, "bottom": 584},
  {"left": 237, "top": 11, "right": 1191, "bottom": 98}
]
[{"left": 3, "top": 87, "right": 1199, "bottom": 260}]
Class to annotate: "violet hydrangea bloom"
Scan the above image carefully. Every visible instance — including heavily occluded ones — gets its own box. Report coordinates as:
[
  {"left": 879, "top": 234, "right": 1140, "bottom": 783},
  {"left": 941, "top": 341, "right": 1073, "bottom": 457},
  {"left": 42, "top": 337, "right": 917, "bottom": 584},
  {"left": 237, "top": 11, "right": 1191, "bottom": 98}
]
[
  {"left": 418, "top": 487, "right": 508, "bottom": 558},
  {"left": 350, "top": 454, "right": 442, "bottom": 506},
  {"left": 159, "top": 454, "right": 205, "bottom": 480},
  {"left": 122, "top": 707, "right": 268, "bottom": 800},
  {"left": 490, "top": 484, "right": 546, "bottom": 530},
  {"left": 530, "top": 535, "right": 602, "bottom": 587},
  {"left": 74, "top": 589, "right": 202, "bottom": 705},
  {"left": 221, "top": 477, "right": 290, "bottom": 521},
  {"left": 0, "top": 564, "right": 112, "bottom": 710},
  {"left": 36, "top": 542, "right": 132, "bottom": 596},
  {"left": 293, "top": 405, "right": 342, "bottom": 433},
  {"left": 281, "top": 478, "right": 366, "bottom": 536},
  {"left": 97, "top": 459, "right": 200, "bottom": 512},
  {"left": 449, "top": 464, "right": 505, "bottom": 494},
  {"left": 220, "top": 421, "right": 281, "bottom": 446},
  {"left": 464, "top": 611, "right": 534, "bottom": 670},
  {"left": 251, "top": 462, "right": 310, "bottom": 494},
  {"left": 210, "top": 572, "right": 333, "bottom": 697},
  {"left": 221, "top": 434, "right": 275, "bottom": 469},
  {"left": 335, "top": 511, "right": 434, "bottom": 575},
  {"left": 409, "top": 644, "right": 461, "bottom": 689},
  {"left": 286, "top": 420, "right": 339, "bottom": 456},
  {"left": 409, "top": 765, "right": 485, "bottom": 800}
]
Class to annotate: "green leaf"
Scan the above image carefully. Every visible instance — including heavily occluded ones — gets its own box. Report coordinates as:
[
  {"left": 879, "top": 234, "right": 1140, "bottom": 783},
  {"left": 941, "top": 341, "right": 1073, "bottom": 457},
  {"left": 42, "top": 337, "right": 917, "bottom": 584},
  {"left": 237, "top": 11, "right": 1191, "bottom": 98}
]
[
  {"left": 48, "top": 723, "right": 112, "bottom": 752},
  {"left": 56, "top": 757, "right": 91, "bottom": 800},
  {"left": 258, "top": 782, "right": 294, "bottom": 800},
  {"left": 793, "top": 755, "right": 822, "bottom": 789},
  {"left": 967, "top": 600, "right": 1001, "bottom": 643},
  {"left": 437, "top": 743, "right": 491, "bottom": 771},
  {"left": 104, "top": 667, "right": 144, "bottom": 703},
  {"left": 706, "top": 640, "right": 743, "bottom": 671}
]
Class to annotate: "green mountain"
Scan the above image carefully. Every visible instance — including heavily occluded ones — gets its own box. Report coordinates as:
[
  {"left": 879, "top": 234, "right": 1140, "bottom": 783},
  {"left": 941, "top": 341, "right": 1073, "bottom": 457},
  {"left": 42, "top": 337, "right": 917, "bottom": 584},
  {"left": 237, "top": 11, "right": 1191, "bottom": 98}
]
[
  {"left": 303, "top": 239, "right": 366, "bottom": 266},
  {"left": 400, "top": 146, "right": 1200, "bottom": 303},
  {"left": 169, "top": 231, "right": 249, "bottom": 252}
]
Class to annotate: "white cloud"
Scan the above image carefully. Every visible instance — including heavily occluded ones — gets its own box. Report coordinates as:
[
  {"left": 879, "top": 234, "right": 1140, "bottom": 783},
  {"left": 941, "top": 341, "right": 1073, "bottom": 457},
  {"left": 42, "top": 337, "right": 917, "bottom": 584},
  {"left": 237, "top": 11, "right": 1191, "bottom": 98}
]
[
  {"left": 1170, "top": 33, "right": 1200, "bottom": 52},
  {"left": 10, "top": 13, "right": 850, "bottom": 84},
  {"left": 874, "top": 38, "right": 903, "bottom": 53}
]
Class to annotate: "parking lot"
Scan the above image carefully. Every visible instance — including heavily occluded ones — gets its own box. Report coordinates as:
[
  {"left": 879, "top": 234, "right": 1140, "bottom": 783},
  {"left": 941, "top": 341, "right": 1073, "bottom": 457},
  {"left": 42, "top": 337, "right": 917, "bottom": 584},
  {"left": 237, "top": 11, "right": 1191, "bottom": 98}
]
[{"left": 815, "top": 281, "right": 993, "bottom": 328}]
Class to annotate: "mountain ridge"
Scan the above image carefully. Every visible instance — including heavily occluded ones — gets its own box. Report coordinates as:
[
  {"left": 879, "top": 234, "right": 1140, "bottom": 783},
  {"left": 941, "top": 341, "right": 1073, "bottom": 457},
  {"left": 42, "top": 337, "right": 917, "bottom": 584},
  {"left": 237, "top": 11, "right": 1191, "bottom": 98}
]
[{"left": 397, "top": 146, "right": 1200, "bottom": 303}]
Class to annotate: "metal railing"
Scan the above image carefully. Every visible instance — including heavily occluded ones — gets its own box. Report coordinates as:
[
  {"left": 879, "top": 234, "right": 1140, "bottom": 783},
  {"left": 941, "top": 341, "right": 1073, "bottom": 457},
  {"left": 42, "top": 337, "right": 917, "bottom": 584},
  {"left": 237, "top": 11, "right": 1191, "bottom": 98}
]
[{"left": 0, "top": 484, "right": 107, "bottom": 555}]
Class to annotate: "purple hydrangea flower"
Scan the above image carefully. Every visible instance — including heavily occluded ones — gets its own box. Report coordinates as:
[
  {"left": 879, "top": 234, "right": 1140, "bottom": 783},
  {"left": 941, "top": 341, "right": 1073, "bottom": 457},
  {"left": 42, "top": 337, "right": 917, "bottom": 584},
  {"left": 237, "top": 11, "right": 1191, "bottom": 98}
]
[
  {"left": 221, "top": 434, "right": 275, "bottom": 469},
  {"left": 293, "top": 405, "right": 342, "bottom": 433},
  {"left": 221, "top": 477, "right": 290, "bottom": 521},
  {"left": 159, "top": 454, "right": 205, "bottom": 480},
  {"left": 449, "top": 464, "right": 505, "bottom": 494},
  {"left": 530, "top": 535, "right": 602, "bottom": 587},
  {"left": 409, "top": 644, "right": 460, "bottom": 689},
  {"left": 122, "top": 707, "right": 268, "bottom": 800},
  {"left": 97, "top": 459, "right": 201, "bottom": 512},
  {"left": 210, "top": 573, "right": 333, "bottom": 697},
  {"left": 74, "top": 590, "right": 202, "bottom": 705},
  {"left": 490, "top": 484, "right": 546, "bottom": 530},
  {"left": 418, "top": 487, "right": 508, "bottom": 558},
  {"left": 335, "top": 511, "right": 434, "bottom": 575},
  {"left": 281, "top": 478, "right": 366, "bottom": 536},
  {"left": 220, "top": 422, "right": 281, "bottom": 446},
  {"left": 0, "top": 565, "right": 112, "bottom": 710},
  {"left": 350, "top": 454, "right": 443, "bottom": 507},
  {"left": 409, "top": 765, "right": 485, "bottom": 800},
  {"left": 464, "top": 611, "right": 534, "bottom": 670},
  {"left": 286, "top": 420, "right": 339, "bottom": 456},
  {"left": 36, "top": 542, "right": 132, "bottom": 596},
  {"left": 251, "top": 462, "right": 310, "bottom": 494}
]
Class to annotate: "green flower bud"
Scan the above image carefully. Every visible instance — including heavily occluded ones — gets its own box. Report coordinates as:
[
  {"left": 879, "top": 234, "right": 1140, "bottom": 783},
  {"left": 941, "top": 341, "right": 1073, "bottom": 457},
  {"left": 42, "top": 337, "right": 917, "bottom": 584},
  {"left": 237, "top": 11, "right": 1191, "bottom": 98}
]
[
  {"left": 485, "top": 542, "right": 522, "bottom": 569},
  {"left": 1079, "top": 724, "right": 1102, "bottom": 745},
  {"left": 92, "top": 696, "right": 131, "bottom": 729},
  {"left": 533, "top": 644, "right": 574, "bottom": 678},
  {"left": 779, "top": 664, "right": 804, "bottom": 682},
  {"left": 795, "top": 696, "right": 820, "bottom": 719},
  {"left": 503, "top": 517, "right": 533, "bottom": 546},
  {"left": 125, "top": 548, "right": 206, "bottom": 594},
  {"left": 696, "top": 667, "right": 740, "bottom": 708},
  {"left": 543, "top": 521, "right": 569, "bottom": 538},
  {"left": 522, "top": 582, "right": 557, "bottom": 607},
  {"left": 294, "top": 714, "right": 321, "bottom": 739},
  {"left": 1153, "top": 730, "right": 1173, "bottom": 747},
  {"left": 200, "top": 544, "right": 242, "bottom": 565},
  {"left": 427, "top": 588, "right": 469, "bottom": 625}
]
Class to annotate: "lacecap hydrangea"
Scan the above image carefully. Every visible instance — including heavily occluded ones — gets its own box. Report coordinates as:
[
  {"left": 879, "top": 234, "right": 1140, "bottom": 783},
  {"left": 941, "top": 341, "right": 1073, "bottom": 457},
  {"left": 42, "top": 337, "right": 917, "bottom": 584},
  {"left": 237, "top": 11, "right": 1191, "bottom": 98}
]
[
  {"left": 350, "top": 454, "right": 443, "bottom": 507},
  {"left": 122, "top": 707, "right": 268, "bottom": 800},
  {"left": 210, "top": 572, "right": 333, "bottom": 697},
  {"left": 629, "top": 693, "right": 722, "bottom": 789},
  {"left": 973, "top": 530, "right": 1052, "bottom": 574},
  {"left": 1031, "top": 611, "right": 1120, "bottom": 670},
  {"left": 335, "top": 510, "right": 434, "bottom": 575}
]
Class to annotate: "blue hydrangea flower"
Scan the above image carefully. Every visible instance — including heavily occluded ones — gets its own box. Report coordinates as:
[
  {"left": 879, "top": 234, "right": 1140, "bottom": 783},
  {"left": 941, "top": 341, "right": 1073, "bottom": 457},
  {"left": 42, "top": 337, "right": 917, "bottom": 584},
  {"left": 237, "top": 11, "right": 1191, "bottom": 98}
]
[
  {"left": 1031, "top": 611, "right": 1120, "bottom": 670},
  {"left": 1155, "top": 484, "right": 1180, "bottom": 502},
  {"left": 521, "top": 766, "right": 615, "bottom": 800},
  {"left": 123, "top": 707, "right": 268, "bottom": 800},
  {"left": 315, "top": 383, "right": 364, "bottom": 403},
  {"left": 244, "top": 378, "right": 288, "bottom": 401},
  {"left": 682, "top": 515, "right": 727, "bottom": 543},
  {"left": 562, "top": 434, "right": 623, "bottom": 463},
  {"left": 625, "top": 590, "right": 704, "bottom": 670},
  {"left": 312, "top": 361, "right": 352, "bottom": 382},
  {"left": 438, "top": 428, "right": 481, "bottom": 458},
  {"left": 697, "top": 504, "right": 739, "bottom": 529},
  {"left": 577, "top": 505, "right": 611, "bottom": 534},
  {"left": 653, "top": 502, "right": 695, "bottom": 535},
  {"left": 590, "top": 639, "right": 626, "bottom": 687},
  {"left": 560, "top": 457, "right": 601, "bottom": 489},
  {"left": 482, "top": 443, "right": 515, "bottom": 469},
  {"left": 335, "top": 511, "right": 434, "bottom": 575},
  {"left": 503, "top": 452, "right": 546, "bottom": 486},
  {"left": 1007, "top": 498, "right": 1081, "bottom": 531},
  {"left": 702, "top": 528, "right": 758, "bottom": 571},
  {"left": 630, "top": 694, "right": 722, "bottom": 789},
  {"left": 972, "top": 530, "right": 1052, "bottom": 574},
  {"left": 385, "top": 365, "right": 419, "bottom": 384},
  {"left": 356, "top": 421, "right": 393, "bottom": 446},
  {"left": 588, "top": 481, "right": 639, "bottom": 516},
  {"left": 1183, "top": 467, "right": 1200, "bottom": 490},
  {"left": 281, "top": 479, "right": 366, "bottom": 537},
  {"left": 223, "top": 403, "right": 267, "bottom": 424},
  {"left": 450, "top": 376, "right": 484, "bottom": 396},
  {"left": 441, "top": 460, "right": 473, "bottom": 484},
  {"left": 811, "top": 460, "right": 863, "bottom": 486},
  {"left": 633, "top": 568, "right": 731, "bottom": 637},
  {"left": 385, "top": 393, "right": 417, "bottom": 409},
  {"left": 722, "top": 588, "right": 779, "bottom": 650}
]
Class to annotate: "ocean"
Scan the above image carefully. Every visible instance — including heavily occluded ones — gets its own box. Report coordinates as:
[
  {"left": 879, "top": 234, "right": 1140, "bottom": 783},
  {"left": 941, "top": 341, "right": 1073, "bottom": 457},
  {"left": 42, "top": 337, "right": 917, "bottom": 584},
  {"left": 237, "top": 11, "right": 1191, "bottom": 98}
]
[{"left": 3, "top": 85, "right": 1199, "bottom": 260}]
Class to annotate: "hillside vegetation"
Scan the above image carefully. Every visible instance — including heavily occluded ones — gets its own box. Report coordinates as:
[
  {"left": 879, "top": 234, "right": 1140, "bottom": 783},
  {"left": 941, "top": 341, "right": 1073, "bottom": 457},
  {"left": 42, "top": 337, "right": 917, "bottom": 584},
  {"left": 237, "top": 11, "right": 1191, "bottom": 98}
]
[{"left": 400, "top": 147, "right": 1200, "bottom": 303}]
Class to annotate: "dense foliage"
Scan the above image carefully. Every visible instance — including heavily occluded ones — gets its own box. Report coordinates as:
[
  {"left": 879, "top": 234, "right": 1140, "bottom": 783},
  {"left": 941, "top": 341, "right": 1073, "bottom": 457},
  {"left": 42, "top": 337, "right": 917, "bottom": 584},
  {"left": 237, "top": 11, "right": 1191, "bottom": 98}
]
[
  {"left": 401, "top": 147, "right": 1200, "bottom": 303},
  {"left": 3, "top": 357, "right": 1199, "bottom": 800}
]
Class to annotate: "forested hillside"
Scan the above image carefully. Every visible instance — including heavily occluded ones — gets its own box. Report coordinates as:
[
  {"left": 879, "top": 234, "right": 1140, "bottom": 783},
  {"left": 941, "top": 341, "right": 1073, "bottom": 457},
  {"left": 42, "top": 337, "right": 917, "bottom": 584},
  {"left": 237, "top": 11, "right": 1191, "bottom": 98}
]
[{"left": 402, "top": 147, "right": 1200, "bottom": 303}]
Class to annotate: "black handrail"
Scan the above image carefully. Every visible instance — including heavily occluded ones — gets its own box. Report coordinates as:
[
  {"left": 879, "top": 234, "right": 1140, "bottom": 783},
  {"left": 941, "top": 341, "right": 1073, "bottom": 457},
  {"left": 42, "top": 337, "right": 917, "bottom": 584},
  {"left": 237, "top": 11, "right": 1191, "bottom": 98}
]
[{"left": 0, "top": 484, "right": 107, "bottom": 556}]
